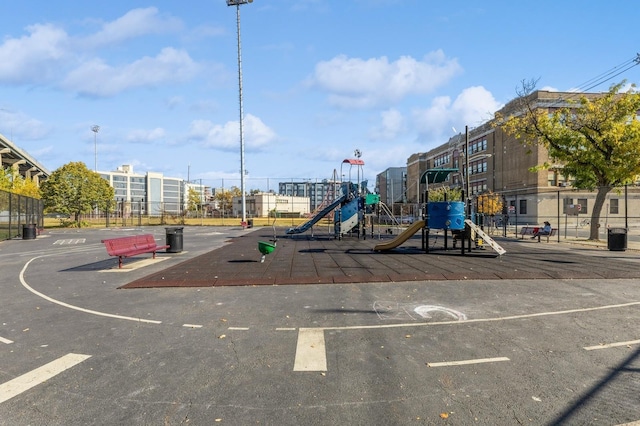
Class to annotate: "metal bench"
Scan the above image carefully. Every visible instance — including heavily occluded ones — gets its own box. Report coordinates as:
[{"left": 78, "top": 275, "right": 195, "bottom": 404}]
[{"left": 102, "top": 234, "right": 169, "bottom": 268}]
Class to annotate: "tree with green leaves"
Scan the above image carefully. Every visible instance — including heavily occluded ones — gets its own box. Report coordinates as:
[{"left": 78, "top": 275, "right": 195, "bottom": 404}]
[
  {"left": 427, "top": 186, "right": 462, "bottom": 202},
  {"left": 40, "top": 162, "right": 115, "bottom": 227},
  {"left": 499, "top": 80, "right": 640, "bottom": 240}
]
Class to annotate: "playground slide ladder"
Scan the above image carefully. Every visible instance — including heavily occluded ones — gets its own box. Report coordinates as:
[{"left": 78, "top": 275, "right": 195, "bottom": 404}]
[{"left": 465, "top": 219, "right": 506, "bottom": 256}]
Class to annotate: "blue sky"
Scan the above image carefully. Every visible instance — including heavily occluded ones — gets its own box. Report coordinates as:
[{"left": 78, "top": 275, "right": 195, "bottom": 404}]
[{"left": 1, "top": 0, "right": 638, "bottom": 191}]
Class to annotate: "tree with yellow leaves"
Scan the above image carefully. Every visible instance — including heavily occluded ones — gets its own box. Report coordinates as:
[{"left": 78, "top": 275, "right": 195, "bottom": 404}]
[
  {"left": 0, "top": 167, "right": 41, "bottom": 198},
  {"left": 476, "top": 191, "right": 503, "bottom": 216},
  {"left": 499, "top": 80, "right": 640, "bottom": 240}
]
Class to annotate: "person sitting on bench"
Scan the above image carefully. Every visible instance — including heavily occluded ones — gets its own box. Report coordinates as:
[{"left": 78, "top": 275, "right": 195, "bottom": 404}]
[{"left": 532, "top": 221, "right": 552, "bottom": 239}]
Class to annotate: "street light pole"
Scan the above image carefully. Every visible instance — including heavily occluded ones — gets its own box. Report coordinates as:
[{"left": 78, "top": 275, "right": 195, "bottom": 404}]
[
  {"left": 465, "top": 125, "right": 470, "bottom": 218},
  {"left": 227, "top": 0, "right": 253, "bottom": 225},
  {"left": 91, "top": 125, "right": 100, "bottom": 172}
]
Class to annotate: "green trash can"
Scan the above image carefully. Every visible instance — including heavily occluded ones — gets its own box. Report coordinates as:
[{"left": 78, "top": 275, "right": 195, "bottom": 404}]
[
  {"left": 165, "top": 227, "right": 184, "bottom": 253},
  {"left": 607, "top": 228, "right": 627, "bottom": 251}
]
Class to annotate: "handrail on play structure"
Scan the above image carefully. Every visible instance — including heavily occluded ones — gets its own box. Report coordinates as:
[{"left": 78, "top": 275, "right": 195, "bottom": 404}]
[{"left": 341, "top": 158, "right": 364, "bottom": 196}]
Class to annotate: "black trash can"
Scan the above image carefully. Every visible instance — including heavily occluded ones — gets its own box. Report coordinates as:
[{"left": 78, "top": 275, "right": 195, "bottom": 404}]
[
  {"left": 165, "top": 227, "right": 184, "bottom": 253},
  {"left": 22, "top": 224, "right": 37, "bottom": 240},
  {"left": 607, "top": 228, "right": 627, "bottom": 251},
  {"left": 247, "top": 219, "right": 253, "bottom": 228}
]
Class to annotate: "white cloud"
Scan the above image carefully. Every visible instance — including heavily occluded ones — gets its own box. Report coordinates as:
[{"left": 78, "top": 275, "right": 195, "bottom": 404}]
[
  {"left": 0, "top": 109, "right": 51, "bottom": 140},
  {"left": 368, "top": 109, "right": 405, "bottom": 141},
  {"left": 413, "top": 86, "right": 502, "bottom": 144},
  {"left": 309, "top": 50, "right": 462, "bottom": 108},
  {"left": 81, "top": 7, "right": 183, "bottom": 48},
  {"left": 450, "top": 86, "right": 503, "bottom": 126},
  {"left": 0, "top": 9, "right": 202, "bottom": 96},
  {"left": 189, "top": 114, "right": 276, "bottom": 151},
  {"left": 0, "top": 23, "right": 69, "bottom": 83},
  {"left": 62, "top": 47, "right": 201, "bottom": 96},
  {"left": 126, "top": 128, "right": 166, "bottom": 144}
]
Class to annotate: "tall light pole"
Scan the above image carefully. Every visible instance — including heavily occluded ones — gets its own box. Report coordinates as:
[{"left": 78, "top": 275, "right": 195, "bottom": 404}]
[
  {"left": 227, "top": 0, "right": 252, "bottom": 225},
  {"left": 91, "top": 125, "right": 100, "bottom": 171}
]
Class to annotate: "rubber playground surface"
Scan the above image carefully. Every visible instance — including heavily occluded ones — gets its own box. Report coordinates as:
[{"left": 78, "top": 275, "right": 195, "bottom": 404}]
[{"left": 120, "top": 226, "right": 640, "bottom": 288}]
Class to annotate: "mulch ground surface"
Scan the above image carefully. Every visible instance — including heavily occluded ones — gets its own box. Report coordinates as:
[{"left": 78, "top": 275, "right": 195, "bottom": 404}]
[{"left": 120, "top": 227, "right": 640, "bottom": 289}]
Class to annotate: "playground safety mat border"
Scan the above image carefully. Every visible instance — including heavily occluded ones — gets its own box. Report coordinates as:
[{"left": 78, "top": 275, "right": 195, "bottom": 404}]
[{"left": 119, "top": 227, "right": 640, "bottom": 289}]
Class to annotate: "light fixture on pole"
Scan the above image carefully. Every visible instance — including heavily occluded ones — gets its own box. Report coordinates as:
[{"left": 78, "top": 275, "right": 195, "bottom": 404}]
[
  {"left": 227, "top": 0, "right": 253, "bottom": 225},
  {"left": 91, "top": 125, "right": 100, "bottom": 171}
]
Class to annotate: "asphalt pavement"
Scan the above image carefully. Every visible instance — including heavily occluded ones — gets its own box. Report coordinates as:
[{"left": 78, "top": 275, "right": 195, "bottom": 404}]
[{"left": 1, "top": 225, "right": 639, "bottom": 425}]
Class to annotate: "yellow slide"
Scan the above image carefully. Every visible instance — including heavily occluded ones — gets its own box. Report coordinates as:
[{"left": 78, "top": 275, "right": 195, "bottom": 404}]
[{"left": 373, "top": 220, "right": 426, "bottom": 251}]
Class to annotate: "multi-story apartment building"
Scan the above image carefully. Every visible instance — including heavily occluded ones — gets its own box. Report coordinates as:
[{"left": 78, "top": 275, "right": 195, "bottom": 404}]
[
  {"left": 278, "top": 180, "right": 340, "bottom": 212},
  {"left": 375, "top": 167, "right": 406, "bottom": 207},
  {"left": 388, "top": 90, "right": 640, "bottom": 227},
  {"left": 99, "top": 165, "right": 186, "bottom": 217}
]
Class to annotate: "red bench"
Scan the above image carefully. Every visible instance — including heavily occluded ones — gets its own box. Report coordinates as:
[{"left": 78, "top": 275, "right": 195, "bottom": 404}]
[
  {"left": 102, "top": 234, "right": 170, "bottom": 268},
  {"left": 520, "top": 226, "right": 557, "bottom": 242}
]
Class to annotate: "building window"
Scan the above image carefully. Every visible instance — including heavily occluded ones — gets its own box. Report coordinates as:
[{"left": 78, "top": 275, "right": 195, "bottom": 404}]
[
  {"left": 577, "top": 198, "right": 587, "bottom": 215},
  {"left": 563, "top": 198, "right": 573, "bottom": 214},
  {"left": 610, "top": 199, "right": 619, "bottom": 214},
  {"left": 519, "top": 199, "right": 527, "bottom": 215}
]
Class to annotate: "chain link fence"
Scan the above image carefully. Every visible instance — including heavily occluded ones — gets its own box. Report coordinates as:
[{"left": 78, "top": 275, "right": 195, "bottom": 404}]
[{"left": 0, "top": 189, "right": 44, "bottom": 240}]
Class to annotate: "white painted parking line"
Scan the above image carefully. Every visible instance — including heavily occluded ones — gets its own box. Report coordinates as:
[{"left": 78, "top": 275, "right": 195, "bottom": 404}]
[
  {"left": 0, "top": 353, "right": 91, "bottom": 404},
  {"left": 183, "top": 324, "right": 203, "bottom": 328},
  {"left": 427, "top": 357, "right": 510, "bottom": 368},
  {"left": 228, "top": 327, "right": 249, "bottom": 331},
  {"left": 584, "top": 339, "right": 640, "bottom": 351},
  {"left": 53, "top": 239, "right": 86, "bottom": 245},
  {"left": 0, "top": 336, "right": 14, "bottom": 344},
  {"left": 20, "top": 256, "right": 162, "bottom": 324},
  {"left": 293, "top": 328, "right": 327, "bottom": 372}
]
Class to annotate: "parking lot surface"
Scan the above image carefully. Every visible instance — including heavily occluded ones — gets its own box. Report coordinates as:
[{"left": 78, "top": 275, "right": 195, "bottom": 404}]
[{"left": 1, "top": 226, "right": 639, "bottom": 425}]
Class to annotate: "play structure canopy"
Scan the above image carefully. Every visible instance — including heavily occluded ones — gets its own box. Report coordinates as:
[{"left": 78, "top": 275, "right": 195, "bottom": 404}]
[{"left": 420, "top": 168, "right": 459, "bottom": 185}]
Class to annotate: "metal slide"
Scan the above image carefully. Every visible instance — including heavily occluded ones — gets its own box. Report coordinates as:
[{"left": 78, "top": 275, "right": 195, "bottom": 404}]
[
  {"left": 373, "top": 220, "right": 426, "bottom": 251},
  {"left": 286, "top": 194, "right": 347, "bottom": 235}
]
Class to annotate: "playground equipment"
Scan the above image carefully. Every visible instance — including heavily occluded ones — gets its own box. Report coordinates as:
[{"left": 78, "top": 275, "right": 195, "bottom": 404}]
[
  {"left": 374, "top": 167, "right": 505, "bottom": 255},
  {"left": 287, "top": 156, "right": 372, "bottom": 240},
  {"left": 258, "top": 241, "right": 276, "bottom": 263},
  {"left": 258, "top": 206, "right": 279, "bottom": 262}
]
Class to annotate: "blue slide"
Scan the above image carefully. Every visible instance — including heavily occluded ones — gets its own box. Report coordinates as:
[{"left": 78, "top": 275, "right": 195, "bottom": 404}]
[{"left": 286, "top": 194, "right": 347, "bottom": 234}]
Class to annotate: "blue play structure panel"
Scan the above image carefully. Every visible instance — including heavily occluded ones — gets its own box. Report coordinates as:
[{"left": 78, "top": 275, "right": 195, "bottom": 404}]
[{"left": 427, "top": 201, "right": 465, "bottom": 230}]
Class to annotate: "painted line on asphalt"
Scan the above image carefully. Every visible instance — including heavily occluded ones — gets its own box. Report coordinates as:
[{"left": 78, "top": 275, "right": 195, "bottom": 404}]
[
  {"left": 291, "top": 301, "right": 640, "bottom": 372},
  {"left": 0, "top": 336, "right": 14, "bottom": 344},
  {"left": 183, "top": 324, "right": 203, "bottom": 328},
  {"left": 276, "top": 328, "right": 296, "bottom": 331},
  {"left": 0, "top": 353, "right": 91, "bottom": 404},
  {"left": 19, "top": 256, "right": 162, "bottom": 324},
  {"left": 584, "top": 339, "right": 640, "bottom": 351},
  {"left": 293, "top": 328, "right": 327, "bottom": 372},
  {"left": 321, "top": 301, "right": 640, "bottom": 331},
  {"left": 427, "top": 357, "right": 510, "bottom": 367},
  {"left": 228, "top": 327, "right": 250, "bottom": 330}
]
